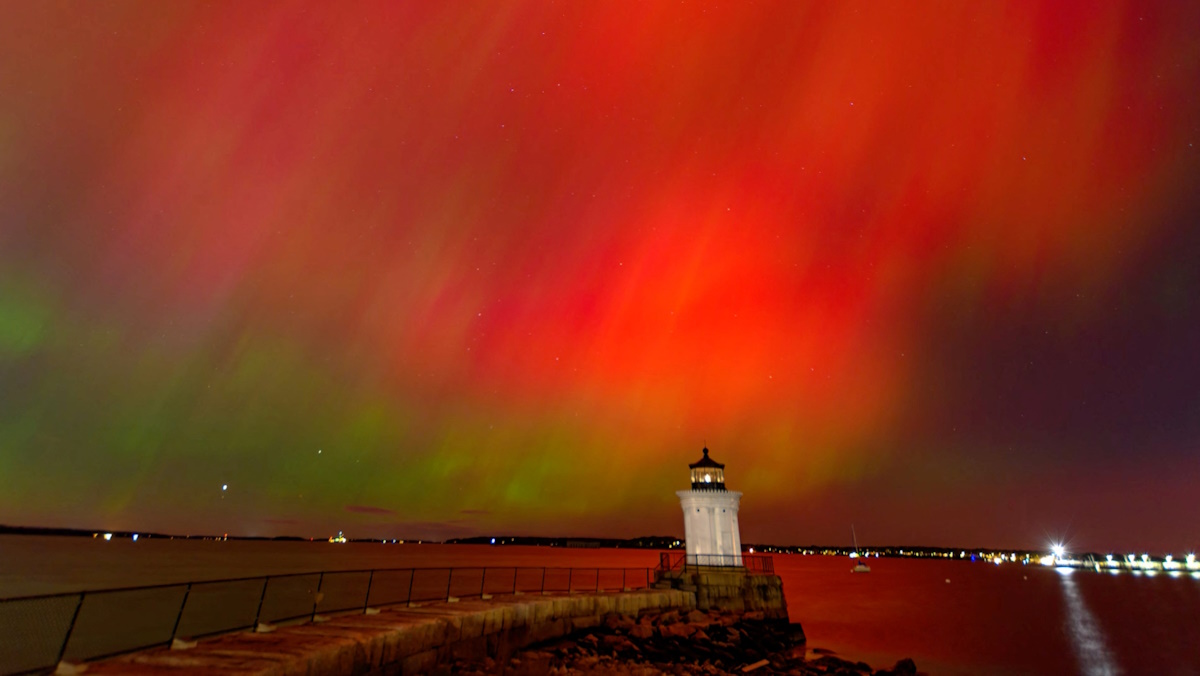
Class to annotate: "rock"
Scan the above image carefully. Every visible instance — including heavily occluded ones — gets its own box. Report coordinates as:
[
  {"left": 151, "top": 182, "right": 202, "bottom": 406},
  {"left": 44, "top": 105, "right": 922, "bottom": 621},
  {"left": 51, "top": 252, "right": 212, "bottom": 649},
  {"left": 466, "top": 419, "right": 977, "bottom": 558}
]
[
  {"left": 661, "top": 622, "right": 697, "bottom": 638},
  {"left": 629, "top": 623, "right": 654, "bottom": 639},
  {"left": 872, "top": 657, "right": 919, "bottom": 676},
  {"left": 605, "top": 636, "right": 638, "bottom": 653},
  {"left": 687, "top": 609, "right": 709, "bottom": 624},
  {"left": 693, "top": 630, "right": 710, "bottom": 641},
  {"left": 742, "top": 611, "right": 765, "bottom": 622}
]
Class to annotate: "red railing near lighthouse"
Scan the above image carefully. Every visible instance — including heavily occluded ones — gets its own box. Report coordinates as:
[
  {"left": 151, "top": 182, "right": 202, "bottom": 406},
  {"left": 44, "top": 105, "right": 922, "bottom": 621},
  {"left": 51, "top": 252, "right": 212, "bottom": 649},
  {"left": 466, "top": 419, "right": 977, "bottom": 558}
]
[{"left": 657, "top": 552, "right": 774, "bottom": 573}]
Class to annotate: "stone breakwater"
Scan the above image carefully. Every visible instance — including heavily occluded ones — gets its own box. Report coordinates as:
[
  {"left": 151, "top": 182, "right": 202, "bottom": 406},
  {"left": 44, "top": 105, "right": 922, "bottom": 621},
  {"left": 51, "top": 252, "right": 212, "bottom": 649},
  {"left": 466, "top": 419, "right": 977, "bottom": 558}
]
[
  {"left": 448, "top": 608, "right": 920, "bottom": 676},
  {"left": 656, "top": 568, "right": 788, "bottom": 620},
  {"left": 79, "top": 590, "right": 696, "bottom": 675}
]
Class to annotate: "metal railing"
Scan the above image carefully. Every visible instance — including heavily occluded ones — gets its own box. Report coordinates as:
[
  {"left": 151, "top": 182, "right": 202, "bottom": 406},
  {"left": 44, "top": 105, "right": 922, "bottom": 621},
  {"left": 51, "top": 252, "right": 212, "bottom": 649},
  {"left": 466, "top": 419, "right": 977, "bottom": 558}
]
[
  {"left": 0, "top": 565, "right": 654, "bottom": 676},
  {"left": 657, "top": 552, "right": 774, "bottom": 573}
]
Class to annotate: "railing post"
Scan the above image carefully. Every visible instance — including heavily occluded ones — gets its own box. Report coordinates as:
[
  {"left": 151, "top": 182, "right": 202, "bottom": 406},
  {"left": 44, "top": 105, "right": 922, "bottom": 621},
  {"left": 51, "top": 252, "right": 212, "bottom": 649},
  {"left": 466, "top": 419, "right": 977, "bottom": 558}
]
[
  {"left": 253, "top": 577, "right": 270, "bottom": 626},
  {"left": 622, "top": 568, "right": 627, "bottom": 590},
  {"left": 363, "top": 571, "right": 375, "bottom": 613},
  {"left": 170, "top": 583, "right": 192, "bottom": 641},
  {"left": 445, "top": 568, "right": 454, "bottom": 601},
  {"left": 54, "top": 592, "right": 85, "bottom": 665},
  {"left": 595, "top": 568, "right": 599, "bottom": 592},
  {"left": 479, "top": 568, "right": 486, "bottom": 598},
  {"left": 406, "top": 569, "right": 415, "bottom": 604},
  {"left": 312, "top": 572, "right": 325, "bottom": 621},
  {"left": 511, "top": 567, "right": 517, "bottom": 594},
  {"left": 539, "top": 568, "right": 546, "bottom": 594},
  {"left": 567, "top": 568, "right": 573, "bottom": 594}
]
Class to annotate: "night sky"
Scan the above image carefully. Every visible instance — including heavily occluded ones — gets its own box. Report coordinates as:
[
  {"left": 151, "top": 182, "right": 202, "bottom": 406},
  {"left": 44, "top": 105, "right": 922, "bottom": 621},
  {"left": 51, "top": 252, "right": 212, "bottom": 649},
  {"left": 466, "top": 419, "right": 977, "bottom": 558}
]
[{"left": 1, "top": 2, "right": 1198, "bottom": 553}]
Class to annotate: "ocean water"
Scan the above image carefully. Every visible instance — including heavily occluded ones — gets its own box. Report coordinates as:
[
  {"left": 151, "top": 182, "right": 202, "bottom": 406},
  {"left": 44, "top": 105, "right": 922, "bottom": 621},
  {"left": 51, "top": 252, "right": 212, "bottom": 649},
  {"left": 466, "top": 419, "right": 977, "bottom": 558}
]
[{"left": 1, "top": 536, "right": 1198, "bottom": 674}]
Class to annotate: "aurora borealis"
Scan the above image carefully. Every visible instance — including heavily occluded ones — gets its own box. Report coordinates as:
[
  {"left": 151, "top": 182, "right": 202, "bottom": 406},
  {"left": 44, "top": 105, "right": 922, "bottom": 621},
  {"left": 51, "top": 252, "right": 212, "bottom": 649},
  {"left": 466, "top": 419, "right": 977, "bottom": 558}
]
[{"left": 1, "top": 2, "right": 1198, "bottom": 552}]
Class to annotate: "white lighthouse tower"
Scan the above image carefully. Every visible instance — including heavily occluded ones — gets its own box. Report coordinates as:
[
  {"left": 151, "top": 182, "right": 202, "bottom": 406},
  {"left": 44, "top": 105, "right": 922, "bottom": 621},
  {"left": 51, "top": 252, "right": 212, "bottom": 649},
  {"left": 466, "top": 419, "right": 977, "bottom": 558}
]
[{"left": 677, "top": 447, "right": 743, "bottom": 566}]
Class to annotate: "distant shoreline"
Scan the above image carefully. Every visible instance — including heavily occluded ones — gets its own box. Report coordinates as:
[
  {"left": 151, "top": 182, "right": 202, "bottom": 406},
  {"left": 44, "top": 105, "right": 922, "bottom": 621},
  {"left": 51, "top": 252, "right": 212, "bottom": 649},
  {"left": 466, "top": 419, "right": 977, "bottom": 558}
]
[
  {"left": 0, "top": 524, "right": 307, "bottom": 541},
  {"left": 1, "top": 523, "right": 1137, "bottom": 565}
]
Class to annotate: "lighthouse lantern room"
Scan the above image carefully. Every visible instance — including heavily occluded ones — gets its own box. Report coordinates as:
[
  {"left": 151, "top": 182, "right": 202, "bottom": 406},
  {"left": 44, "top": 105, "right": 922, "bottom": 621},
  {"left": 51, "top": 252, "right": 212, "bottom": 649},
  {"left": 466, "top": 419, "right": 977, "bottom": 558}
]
[
  {"left": 689, "top": 447, "right": 725, "bottom": 489},
  {"left": 677, "top": 447, "right": 743, "bottom": 566}
]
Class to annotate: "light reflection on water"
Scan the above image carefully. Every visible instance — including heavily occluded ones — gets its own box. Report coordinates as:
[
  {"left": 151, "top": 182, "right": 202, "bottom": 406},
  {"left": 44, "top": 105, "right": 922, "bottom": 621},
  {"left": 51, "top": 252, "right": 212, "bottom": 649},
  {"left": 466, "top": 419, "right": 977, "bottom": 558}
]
[{"left": 1057, "top": 567, "right": 1120, "bottom": 676}]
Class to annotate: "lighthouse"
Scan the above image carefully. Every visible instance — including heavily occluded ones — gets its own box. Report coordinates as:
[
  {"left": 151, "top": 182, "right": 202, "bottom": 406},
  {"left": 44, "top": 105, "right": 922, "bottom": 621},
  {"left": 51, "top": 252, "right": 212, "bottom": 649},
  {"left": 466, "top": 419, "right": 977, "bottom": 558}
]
[{"left": 677, "top": 447, "right": 743, "bottom": 566}]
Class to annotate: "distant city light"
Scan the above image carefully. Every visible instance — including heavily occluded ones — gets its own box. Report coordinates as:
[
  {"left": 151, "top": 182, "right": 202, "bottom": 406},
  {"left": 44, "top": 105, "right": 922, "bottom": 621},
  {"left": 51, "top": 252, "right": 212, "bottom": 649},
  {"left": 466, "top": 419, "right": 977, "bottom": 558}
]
[
  {"left": 1051, "top": 543, "right": 1065, "bottom": 558},
  {"left": 221, "top": 484, "right": 227, "bottom": 491},
  {"left": 132, "top": 534, "right": 138, "bottom": 541},
  {"left": 490, "top": 537, "right": 496, "bottom": 544},
  {"left": 103, "top": 533, "right": 112, "bottom": 541}
]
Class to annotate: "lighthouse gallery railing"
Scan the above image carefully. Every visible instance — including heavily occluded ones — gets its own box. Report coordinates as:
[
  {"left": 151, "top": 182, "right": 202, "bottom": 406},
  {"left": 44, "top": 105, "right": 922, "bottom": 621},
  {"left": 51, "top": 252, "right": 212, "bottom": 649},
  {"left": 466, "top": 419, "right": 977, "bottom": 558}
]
[
  {"left": 0, "top": 564, "right": 655, "bottom": 676},
  {"left": 657, "top": 552, "right": 775, "bottom": 573}
]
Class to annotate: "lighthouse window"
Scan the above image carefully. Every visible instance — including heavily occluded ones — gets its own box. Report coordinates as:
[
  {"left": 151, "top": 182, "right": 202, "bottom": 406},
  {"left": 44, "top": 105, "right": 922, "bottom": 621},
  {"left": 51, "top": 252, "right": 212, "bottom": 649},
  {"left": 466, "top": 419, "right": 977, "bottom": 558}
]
[{"left": 704, "top": 474, "right": 711, "bottom": 483}]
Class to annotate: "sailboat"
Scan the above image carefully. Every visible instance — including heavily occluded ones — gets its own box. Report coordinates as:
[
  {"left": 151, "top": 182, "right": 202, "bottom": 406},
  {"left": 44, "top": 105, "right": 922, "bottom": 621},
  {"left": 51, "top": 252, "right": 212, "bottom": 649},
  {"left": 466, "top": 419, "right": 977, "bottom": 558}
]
[{"left": 850, "top": 525, "right": 871, "bottom": 573}]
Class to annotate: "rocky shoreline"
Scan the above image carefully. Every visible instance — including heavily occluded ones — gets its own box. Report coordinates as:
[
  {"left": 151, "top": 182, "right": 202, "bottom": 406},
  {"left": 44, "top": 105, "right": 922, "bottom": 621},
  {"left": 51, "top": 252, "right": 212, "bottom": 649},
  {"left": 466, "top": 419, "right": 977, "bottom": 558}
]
[{"left": 446, "top": 608, "right": 919, "bottom": 676}]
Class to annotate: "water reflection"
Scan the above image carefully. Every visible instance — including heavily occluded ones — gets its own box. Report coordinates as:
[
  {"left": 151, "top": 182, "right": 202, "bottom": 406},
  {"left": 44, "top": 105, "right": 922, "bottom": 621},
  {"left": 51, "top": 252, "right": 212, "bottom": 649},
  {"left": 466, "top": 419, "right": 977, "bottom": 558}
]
[{"left": 1057, "top": 567, "right": 1120, "bottom": 675}]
